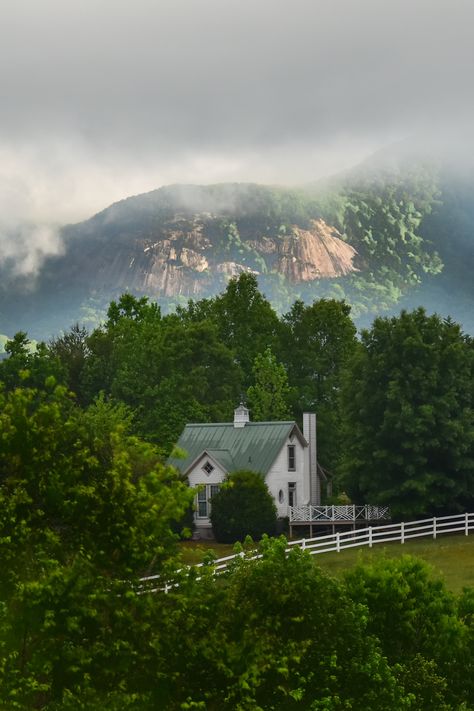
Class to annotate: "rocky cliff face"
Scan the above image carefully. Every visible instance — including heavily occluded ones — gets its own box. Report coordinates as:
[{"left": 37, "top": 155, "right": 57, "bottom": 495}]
[
  {"left": 249, "top": 219, "right": 358, "bottom": 282},
  {"left": 71, "top": 213, "right": 359, "bottom": 299}
]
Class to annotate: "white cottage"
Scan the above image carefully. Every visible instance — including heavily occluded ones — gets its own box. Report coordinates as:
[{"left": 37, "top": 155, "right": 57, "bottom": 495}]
[{"left": 169, "top": 404, "right": 320, "bottom": 538}]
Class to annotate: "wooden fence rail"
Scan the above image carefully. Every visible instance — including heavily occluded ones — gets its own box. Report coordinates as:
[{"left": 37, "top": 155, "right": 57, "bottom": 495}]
[{"left": 139, "top": 512, "right": 474, "bottom": 591}]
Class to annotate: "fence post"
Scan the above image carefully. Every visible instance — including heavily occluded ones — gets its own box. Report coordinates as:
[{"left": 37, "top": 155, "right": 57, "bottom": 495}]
[
  {"left": 302, "top": 538, "right": 306, "bottom": 551},
  {"left": 466, "top": 512, "right": 469, "bottom": 536},
  {"left": 401, "top": 521, "right": 405, "bottom": 544},
  {"left": 336, "top": 532, "right": 340, "bottom": 553},
  {"left": 433, "top": 517, "right": 437, "bottom": 540},
  {"left": 369, "top": 526, "right": 373, "bottom": 548}
]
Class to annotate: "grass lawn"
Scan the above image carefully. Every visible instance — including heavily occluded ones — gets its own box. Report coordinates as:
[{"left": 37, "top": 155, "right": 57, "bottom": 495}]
[
  {"left": 179, "top": 534, "right": 474, "bottom": 594},
  {"left": 312, "top": 534, "right": 474, "bottom": 594},
  {"left": 179, "top": 540, "right": 236, "bottom": 565}
]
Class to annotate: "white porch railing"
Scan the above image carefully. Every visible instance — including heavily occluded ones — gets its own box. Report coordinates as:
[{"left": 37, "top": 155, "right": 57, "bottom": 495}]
[{"left": 289, "top": 504, "right": 391, "bottom": 522}]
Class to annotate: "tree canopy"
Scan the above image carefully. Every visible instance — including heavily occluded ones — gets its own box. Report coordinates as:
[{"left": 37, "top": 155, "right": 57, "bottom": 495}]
[
  {"left": 341, "top": 308, "right": 474, "bottom": 518},
  {"left": 246, "top": 347, "right": 292, "bottom": 421}
]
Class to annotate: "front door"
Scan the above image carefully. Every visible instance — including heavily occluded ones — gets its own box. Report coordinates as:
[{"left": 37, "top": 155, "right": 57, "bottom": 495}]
[{"left": 196, "top": 484, "right": 220, "bottom": 519}]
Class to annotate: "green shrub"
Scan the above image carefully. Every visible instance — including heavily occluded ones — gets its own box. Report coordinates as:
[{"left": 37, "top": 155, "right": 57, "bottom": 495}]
[{"left": 210, "top": 469, "right": 277, "bottom": 543}]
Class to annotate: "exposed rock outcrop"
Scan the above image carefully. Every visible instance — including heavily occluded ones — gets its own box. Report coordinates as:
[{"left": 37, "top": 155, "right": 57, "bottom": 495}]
[{"left": 77, "top": 215, "right": 358, "bottom": 298}]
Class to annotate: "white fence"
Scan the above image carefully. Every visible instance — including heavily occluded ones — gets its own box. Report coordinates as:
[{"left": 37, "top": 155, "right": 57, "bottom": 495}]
[
  {"left": 285, "top": 512, "right": 474, "bottom": 556},
  {"left": 139, "top": 512, "right": 474, "bottom": 591},
  {"left": 289, "top": 504, "right": 391, "bottom": 522}
]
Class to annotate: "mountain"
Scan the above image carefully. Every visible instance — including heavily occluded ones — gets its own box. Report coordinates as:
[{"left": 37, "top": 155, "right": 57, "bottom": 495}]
[{"left": 2, "top": 155, "right": 474, "bottom": 339}]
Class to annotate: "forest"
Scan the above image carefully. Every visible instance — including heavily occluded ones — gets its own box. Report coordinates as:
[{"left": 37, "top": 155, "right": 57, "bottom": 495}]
[{"left": 2, "top": 273, "right": 474, "bottom": 708}]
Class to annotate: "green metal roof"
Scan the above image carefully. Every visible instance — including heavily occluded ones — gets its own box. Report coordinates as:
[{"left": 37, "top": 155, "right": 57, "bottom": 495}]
[{"left": 168, "top": 421, "right": 305, "bottom": 477}]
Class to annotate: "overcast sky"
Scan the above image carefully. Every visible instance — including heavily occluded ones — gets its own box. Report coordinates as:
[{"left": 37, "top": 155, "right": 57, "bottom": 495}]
[{"left": 1, "top": 0, "right": 473, "bottom": 234}]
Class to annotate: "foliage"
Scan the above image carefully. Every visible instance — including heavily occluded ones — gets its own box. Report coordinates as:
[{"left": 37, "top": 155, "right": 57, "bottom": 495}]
[
  {"left": 49, "top": 323, "right": 90, "bottom": 403},
  {"left": 280, "top": 299, "right": 357, "bottom": 471},
  {"left": 0, "top": 374, "right": 196, "bottom": 710},
  {"left": 0, "top": 381, "right": 192, "bottom": 582},
  {"left": 345, "top": 555, "right": 470, "bottom": 708},
  {"left": 80, "top": 294, "right": 242, "bottom": 452},
  {"left": 340, "top": 308, "right": 474, "bottom": 518},
  {"left": 211, "top": 273, "right": 282, "bottom": 386},
  {"left": 246, "top": 347, "right": 292, "bottom": 421},
  {"left": 155, "top": 537, "right": 411, "bottom": 710},
  {"left": 210, "top": 470, "right": 277, "bottom": 543},
  {"left": 0, "top": 332, "right": 64, "bottom": 391}
]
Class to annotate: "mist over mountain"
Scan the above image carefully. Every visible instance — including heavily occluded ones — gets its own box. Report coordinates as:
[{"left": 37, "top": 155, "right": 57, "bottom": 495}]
[{"left": 1, "top": 150, "right": 474, "bottom": 340}]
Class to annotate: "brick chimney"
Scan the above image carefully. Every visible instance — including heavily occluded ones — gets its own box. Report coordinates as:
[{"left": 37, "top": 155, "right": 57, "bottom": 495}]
[{"left": 303, "top": 412, "right": 320, "bottom": 505}]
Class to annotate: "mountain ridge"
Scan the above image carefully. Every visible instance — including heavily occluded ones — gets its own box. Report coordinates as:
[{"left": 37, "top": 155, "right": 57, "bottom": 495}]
[{"left": 1, "top": 155, "right": 474, "bottom": 338}]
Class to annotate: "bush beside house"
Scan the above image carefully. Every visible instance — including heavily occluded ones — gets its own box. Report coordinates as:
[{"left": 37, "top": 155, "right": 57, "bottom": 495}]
[{"left": 210, "top": 470, "right": 277, "bottom": 543}]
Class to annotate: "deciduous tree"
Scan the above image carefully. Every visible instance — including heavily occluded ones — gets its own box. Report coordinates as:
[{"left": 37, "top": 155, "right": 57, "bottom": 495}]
[
  {"left": 340, "top": 308, "right": 474, "bottom": 517},
  {"left": 247, "top": 347, "right": 292, "bottom": 421}
]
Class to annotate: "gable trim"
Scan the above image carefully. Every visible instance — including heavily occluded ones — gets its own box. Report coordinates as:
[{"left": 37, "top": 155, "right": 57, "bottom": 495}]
[{"left": 182, "top": 449, "right": 230, "bottom": 478}]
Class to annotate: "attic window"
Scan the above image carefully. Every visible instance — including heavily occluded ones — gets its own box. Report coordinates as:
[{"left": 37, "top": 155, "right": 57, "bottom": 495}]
[{"left": 202, "top": 461, "right": 214, "bottom": 476}]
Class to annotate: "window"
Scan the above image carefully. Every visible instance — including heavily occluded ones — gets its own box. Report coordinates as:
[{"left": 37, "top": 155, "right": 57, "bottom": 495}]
[
  {"left": 196, "top": 484, "right": 220, "bottom": 518},
  {"left": 288, "top": 482, "right": 297, "bottom": 507},
  {"left": 197, "top": 488, "right": 207, "bottom": 517},
  {"left": 278, "top": 489, "right": 284, "bottom": 504},
  {"left": 202, "top": 460, "right": 214, "bottom": 475},
  {"left": 287, "top": 444, "right": 296, "bottom": 471}
]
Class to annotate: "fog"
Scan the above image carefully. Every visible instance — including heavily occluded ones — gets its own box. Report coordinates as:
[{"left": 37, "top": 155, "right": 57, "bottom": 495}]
[{"left": 1, "top": 0, "right": 473, "bottom": 276}]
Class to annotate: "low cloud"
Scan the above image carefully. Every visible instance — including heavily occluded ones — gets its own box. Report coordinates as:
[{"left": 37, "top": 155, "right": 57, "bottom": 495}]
[{"left": 0, "top": 223, "right": 64, "bottom": 284}]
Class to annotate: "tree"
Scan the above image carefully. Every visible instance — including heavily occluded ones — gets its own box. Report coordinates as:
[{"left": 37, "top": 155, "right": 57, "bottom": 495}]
[
  {"left": 49, "top": 323, "right": 90, "bottom": 403},
  {"left": 344, "top": 556, "right": 469, "bottom": 708},
  {"left": 280, "top": 299, "right": 357, "bottom": 472},
  {"left": 155, "top": 538, "right": 411, "bottom": 710},
  {"left": 340, "top": 309, "right": 474, "bottom": 518},
  {"left": 246, "top": 347, "right": 292, "bottom": 421},
  {"left": 82, "top": 297, "right": 243, "bottom": 452},
  {"left": 0, "top": 379, "right": 193, "bottom": 710},
  {"left": 212, "top": 273, "right": 281, "bottom": 387},
  {"left": 0, "top": 332, "right": 64, "bottom": 391},
  {"left": 80, "top": 294, "right": 163, "bottom": 403},
  {"left": 0, "top": 380, "right": 192, "bottom": 582},
  {"left": 106, "top": 293, "right": 161, "bottom": 326},
  {"left": 210, "top": 470, "right": 277, "bottom": 542}
]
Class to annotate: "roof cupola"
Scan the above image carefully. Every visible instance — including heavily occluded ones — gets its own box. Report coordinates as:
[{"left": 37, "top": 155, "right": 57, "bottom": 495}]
[{"left": 233, "top": 401, "right": 250, "bottom": 428}]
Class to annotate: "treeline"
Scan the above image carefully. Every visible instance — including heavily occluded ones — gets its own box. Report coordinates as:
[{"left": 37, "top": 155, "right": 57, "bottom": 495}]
[{"left": 2, "top": 272, "right": 474, "bottom": 519}]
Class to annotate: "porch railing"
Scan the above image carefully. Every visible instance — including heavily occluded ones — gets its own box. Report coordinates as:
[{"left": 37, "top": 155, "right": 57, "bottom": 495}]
[{"left": 289, "top": 504, "right": 390, "bottom": 522}]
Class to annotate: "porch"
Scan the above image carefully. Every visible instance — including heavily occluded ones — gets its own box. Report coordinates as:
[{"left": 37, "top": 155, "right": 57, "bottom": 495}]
[{"left": 289, "top": 504, "right": 391, "bottom": 537}]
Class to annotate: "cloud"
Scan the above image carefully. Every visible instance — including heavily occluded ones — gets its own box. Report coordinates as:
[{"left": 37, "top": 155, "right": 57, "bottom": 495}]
[
  {"left": 2, "top": 0, "right": 472, "bottom": 148},
  {"left": 0, "top": 0, "right": 473, "bottom": 277},
  {"left": 0, "top": 224, "right": 63, "bottom": 284}
]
